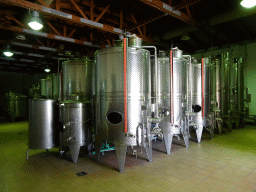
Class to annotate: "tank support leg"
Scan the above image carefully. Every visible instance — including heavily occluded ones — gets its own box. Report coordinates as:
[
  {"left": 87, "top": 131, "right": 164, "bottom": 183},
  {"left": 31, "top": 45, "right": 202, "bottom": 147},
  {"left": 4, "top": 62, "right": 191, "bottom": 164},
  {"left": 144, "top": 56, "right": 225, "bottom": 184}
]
[
  {"left": 183, "top": 134, "right": 189, "bottom": 148},
  {"left": 26, "top": 149, "right": 30, "bottom": 160},
  {"left": 162, "top": 131, "right": 173, "bottom": 155},
  {"left": 196, "top": 125, "right": 203, "bottom": 143},
  {"left": 95, "top": 135, "right": 102, "bottom": 161},
  {"left": 69, "top": 146, "right": 80, "bottom": 164},
  {"left": 115, "top": 143, "right": 127, "bottom": 173},
  {"left": 145, "top": 142, "right": 153, "bottom": 162},
  {"left": 216, "top": 120, "right": 222, "bottom": 135}
]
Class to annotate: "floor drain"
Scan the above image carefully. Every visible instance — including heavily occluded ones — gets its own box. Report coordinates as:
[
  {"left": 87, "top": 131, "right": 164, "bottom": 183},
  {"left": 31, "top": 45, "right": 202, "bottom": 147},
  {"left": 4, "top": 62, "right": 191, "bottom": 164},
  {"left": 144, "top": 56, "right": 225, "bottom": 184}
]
[{"left": 76, "top": 171, "right": 87, "bottom": 176}]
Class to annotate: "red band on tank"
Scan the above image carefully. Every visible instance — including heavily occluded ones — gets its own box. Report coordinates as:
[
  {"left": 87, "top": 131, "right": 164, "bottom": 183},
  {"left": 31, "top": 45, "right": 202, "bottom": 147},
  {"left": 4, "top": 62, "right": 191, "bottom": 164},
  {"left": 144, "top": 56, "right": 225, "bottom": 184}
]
[
  {"left": 202, "top": 58, "right": 205, "bottom": 118},
  {"left": 170, "top": 50, "right": 174, "bottom": 125},
  {"left": 124, "top": 38, "right": 128, "bottom": 133}
]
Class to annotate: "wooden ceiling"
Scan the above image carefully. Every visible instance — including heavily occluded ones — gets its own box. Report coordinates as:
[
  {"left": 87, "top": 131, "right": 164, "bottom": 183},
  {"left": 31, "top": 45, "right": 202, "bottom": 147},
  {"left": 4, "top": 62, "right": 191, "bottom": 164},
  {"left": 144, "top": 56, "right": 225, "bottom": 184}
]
[{"left": 0, "top": 0, "right": 256, "bottom": 73}]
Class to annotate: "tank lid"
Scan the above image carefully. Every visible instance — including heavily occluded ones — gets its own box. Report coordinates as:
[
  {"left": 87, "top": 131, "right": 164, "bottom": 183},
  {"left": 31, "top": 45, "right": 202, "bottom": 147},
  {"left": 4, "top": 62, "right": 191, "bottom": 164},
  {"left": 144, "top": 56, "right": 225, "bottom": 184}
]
[
  {"left": 128, "top": 35, "right": 142, "bottom": 48},
  {"left": 172, "top": 47, "right": 183, "bottom": 58}
]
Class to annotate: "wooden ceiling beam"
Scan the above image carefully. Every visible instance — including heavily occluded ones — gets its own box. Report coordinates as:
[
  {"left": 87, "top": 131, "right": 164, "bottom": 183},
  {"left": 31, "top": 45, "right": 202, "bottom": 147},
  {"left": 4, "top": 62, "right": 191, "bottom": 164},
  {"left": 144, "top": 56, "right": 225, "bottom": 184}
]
[
  {"left": 69, "top": 0, "right": 88, "bottom": 19},
  {"left": 35, "top": 38, "right": 45, "bottom": 46},
  {"left": 174, "top": 0, "right": 202, "bottom": 10},
  {"left": 7, "top": 15, "right": 27, "bottom": 28},
  {"left": 63, "top": 25, "right": 67, "bottom": 37},
  {"left": 90, "top": 0, "right": 94, "bottom": 21},
  {"left": 95, "top": 4, "right": 110, "bottom": 22},
  {"left": 0, "top": 25, "right": 99, "bottom": 48},
  {"left": 37, "top": 0, "right": 50, "bottom": 8},
  {"left": 0, "top": 0, "right": 123, "bottom": 35},
  {"left": 131, "top": 14, "right": 143, "bottom": 36},
  {"left": 139, "top": 0, "right": 196, "bottom": 25},
  {"left": 46, "top": 21, "right": 62, "bottom": 36},
  {"left": 68, "top": 28, "right": 77, "bottom": 38},
  {"left": 120, "top": 10, "right": 123, "bottom": 29}
]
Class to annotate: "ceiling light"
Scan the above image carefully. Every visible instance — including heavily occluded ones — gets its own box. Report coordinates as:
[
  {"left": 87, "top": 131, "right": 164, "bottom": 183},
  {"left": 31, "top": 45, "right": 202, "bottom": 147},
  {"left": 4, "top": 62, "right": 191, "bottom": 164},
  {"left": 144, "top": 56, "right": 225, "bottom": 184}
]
[
  {"left": 44, "top": 68, "right": 50, "bottom": 72},
  {"left": 28, "top": 11, "right": 43, "bottom": 30},
  {"left": 240, "top": 0, "right": 256, "bottom": 8},
  {"left": 3, "top": 45, "right": 13, "bottom": 57}
]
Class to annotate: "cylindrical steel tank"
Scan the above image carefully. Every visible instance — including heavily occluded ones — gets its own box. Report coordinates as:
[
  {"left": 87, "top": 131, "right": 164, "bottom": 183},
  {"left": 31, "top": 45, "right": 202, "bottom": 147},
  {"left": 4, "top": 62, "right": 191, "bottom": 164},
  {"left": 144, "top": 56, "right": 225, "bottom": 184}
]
[
  {"left": 52, "top": 73, "right": 60, "bottom": 99},
  {"left": 45, "top": 76, "right": 53, "bottom": 99},
  {"left": 95, "top": 38, "right": 150, "bottom": 145},
  {"left": 40, "top": 79, "right": 46, "bottom": 97},
  {"left": 157, "top": 51, "right": 170, "bottom": 115},
  {"left": 94, "top": 36, "right": 152, "bottom": 172},
  {"left": 62, "top": 58, "right": 93, "bottom": 102},
  {"left": 172, "top": 48, "right": 188, "bottom": 127},
  {"left": 221, "top": 52, "right": 231, "bottom": 116},
  {"left": 28, "top": 99, "right": 58, "bottom": 149},
  {"left": 59, "top": 101, "right": 91, "bottom": 148},
  {"left": 6, "top": 92, "right": 27, "bottom": 121},
  {"left": 189, "top": 58, "right": 211, "bottom": 126},
  {"left": 59, "top": 58, "right": 93, "bottom": 163}
]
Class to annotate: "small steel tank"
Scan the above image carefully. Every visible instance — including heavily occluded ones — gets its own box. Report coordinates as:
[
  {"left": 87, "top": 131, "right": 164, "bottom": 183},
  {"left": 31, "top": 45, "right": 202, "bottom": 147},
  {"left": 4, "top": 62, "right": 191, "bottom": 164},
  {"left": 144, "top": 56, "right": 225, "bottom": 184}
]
[
  {"left": 52, "top": 73, "right": 60, "bottom": 99},
  {"left": 188, "top": 58, "right": 211, "bottom": 143},
  {"left": 59, "top": 58, "right": 93, "bottom": 163},
  {"left": 160, "top": 47, "right": 189, "bottom": 154},
  {"left": 27, "top": 99, "right": 58, "bottom": 159},
  {"left": 40, "top": 79, "right": 46, "bottom": 98},
  {"left": 94, "top": 36, "right": 152, "bottom": 172},
  {"left": 6, "top": 92, "right": 27, "bottom": 122}
]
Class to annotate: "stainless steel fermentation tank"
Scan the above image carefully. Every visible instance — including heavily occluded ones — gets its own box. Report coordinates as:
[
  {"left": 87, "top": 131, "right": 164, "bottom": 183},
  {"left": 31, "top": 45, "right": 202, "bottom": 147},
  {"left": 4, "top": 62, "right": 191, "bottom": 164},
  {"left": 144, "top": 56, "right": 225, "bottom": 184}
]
[
  {"left": 59, "top": 58, "right": 93, "bottom": 163},
  {"left": 27, "top": 99, "right": 58, "bottom": 159},
  {"left": 209, "top": 56, "right": 223, "bottom": 134},
  {"left": 94, "top": 36, "right": 152, "bottom": 172},
  {"left": 40, "top": 76, "right": 52, "bottom": 99},
  {"left": 188, "top": 58, "right": 212, "bottom": 143},
  {"left": 159, "top": 48, "right": 189, "bottom": 154},
  {"left": 52, "top": 73, "right": 60, "bottom": 100},
  {"left": 6, "top": 92, "right": 27, "bottom": 122}
]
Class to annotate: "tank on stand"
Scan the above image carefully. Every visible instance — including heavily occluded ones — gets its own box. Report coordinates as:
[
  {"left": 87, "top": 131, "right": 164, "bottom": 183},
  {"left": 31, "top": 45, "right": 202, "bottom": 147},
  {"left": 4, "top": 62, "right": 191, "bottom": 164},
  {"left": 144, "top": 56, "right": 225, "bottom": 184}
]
[
  {"left": 27, "top": 99, "right": 58, "bottom": 159},
  {"left": 59, "top": 58, "right": 93, "bottom": 163},
  {"left": 188, "top": 58, "right": 212, "bottom": 143},
  {"left": 94, "top": 36, "right": 152, "bottom": 172},
  {"left": 159, "top": 47, "right": 189, "bottom": 154}
]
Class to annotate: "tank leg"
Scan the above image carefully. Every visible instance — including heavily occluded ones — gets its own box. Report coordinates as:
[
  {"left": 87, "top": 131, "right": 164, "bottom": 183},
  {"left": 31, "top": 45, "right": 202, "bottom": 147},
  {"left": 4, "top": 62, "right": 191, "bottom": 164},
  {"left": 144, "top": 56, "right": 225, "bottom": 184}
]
[
  {"left": 26, "top": 149, "right": 30, "bottom": 160},
  {"left": 196, "top": 125, "right": 203, "bottom": 143},
  {"left": 145, "top": 142, "right": 153, "bottom": 162},
  {"left": 69, "top": 146, "right": 80, "bottom": 164},
  {"left": 183, "top": 134, "right": 189, "bottom": 148},
  {"left": 115, "top": 143, "right": 127, "bottom": 173},
  {"left": 217, "top": 120, "right": 222, "bottom": 135},
  {"left": 95, "top": 135, "right": 102, "bottom": 160},
  {"left": 162, "top": 131, "right": 173, "bottom": 155}
]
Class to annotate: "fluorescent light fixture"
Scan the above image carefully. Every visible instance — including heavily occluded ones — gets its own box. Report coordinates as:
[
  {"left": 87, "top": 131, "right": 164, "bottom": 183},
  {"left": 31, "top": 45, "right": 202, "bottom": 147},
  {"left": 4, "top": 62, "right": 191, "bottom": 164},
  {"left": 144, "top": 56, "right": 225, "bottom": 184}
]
[
  {"left": 240, "top": 0, "right": 256, "bottom": 8},
  {"left": 3, "top": 45, "right": 13, "bottom": 57},
  {"left": 44, "top": 68, "right": 50, "bottom": 72},
  {"left": 28, "top": 11, "right": 43, "bottom": 30}
]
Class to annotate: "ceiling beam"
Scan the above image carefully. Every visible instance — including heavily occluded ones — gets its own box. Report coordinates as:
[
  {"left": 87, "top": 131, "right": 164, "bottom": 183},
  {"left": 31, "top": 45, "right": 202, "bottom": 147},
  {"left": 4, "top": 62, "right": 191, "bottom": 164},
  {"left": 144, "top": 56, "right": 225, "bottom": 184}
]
[
  {"left": 174, "top": 0, "right": 202, "bottom": 10},
  {"left": 162, "top": 7, "right": 256, "bottom": 41},
  {"left": 0, "top": 0, "right": 123, "bottom": 35},
  {"left": 139, "top": 0, "right": 196, "bottom": 25},
  {"left": 69, "top": 0, "right": 88, "bottom": 19},
  {"left": 0, "top": 25, "right": 100, "bottom": 48},
  {"left": 131, "top": 14, "right": 143, "bottom": 36},
  {"left": 95, "top": 4, "right": 110, "bottom": 22}
]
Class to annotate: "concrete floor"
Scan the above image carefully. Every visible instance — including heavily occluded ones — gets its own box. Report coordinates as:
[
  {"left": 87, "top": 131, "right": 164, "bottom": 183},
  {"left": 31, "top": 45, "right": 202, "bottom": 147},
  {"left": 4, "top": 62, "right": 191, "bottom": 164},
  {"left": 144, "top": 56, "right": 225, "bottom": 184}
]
[{"left": 0, "top": 121, "right": 255, "bottom": 192}]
